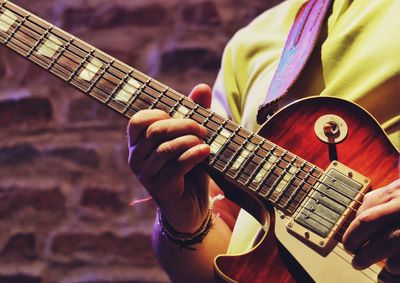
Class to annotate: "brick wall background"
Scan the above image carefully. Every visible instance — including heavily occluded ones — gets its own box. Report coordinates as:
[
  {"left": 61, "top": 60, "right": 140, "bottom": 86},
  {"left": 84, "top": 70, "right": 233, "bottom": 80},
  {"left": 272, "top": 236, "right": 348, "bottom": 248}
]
[{"left": 0, "top": 0, "right": 283, "bottom": 282}]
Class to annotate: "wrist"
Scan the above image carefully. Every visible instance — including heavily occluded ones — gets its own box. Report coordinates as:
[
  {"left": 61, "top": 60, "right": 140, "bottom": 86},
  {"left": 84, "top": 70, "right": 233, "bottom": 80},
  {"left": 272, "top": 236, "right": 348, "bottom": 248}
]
[{"left": 157, "top": 208, "right": 213, "bottom": 250}]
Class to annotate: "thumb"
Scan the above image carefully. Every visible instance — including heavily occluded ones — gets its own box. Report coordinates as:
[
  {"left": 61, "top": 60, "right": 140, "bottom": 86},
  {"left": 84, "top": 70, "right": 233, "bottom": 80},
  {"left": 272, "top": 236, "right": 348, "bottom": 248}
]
[{"left": 189, "top": 84, "right": 212, "bottom": 109}]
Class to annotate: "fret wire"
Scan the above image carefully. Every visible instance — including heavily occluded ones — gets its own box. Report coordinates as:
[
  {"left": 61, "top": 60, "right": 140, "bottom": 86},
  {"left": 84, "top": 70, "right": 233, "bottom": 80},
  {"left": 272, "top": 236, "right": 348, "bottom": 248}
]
[
  {"left": 0, "top": 15, "right": 77, "bottom": 76},
  {"left": 283, "top": 162, "right": 351, "bottom": 212},
  {"left": 87, "top": 58, "right": 115, "bottom": 93},
  {"left": 2, "top": 19, "right": 84, "bottom": 76},
  {"left": 149, "top": 86, "right": 168, "bottom": 109},
  {"left": 47, "top": 36, "right": 75, "bottom": 70},
  {"left": 209, "top": 119, "right": 229, "bottom": 165},
  {"left": 262, "top": 153, "right": 290, "bottom": 200},
  {"left": 168, "top": 95, "right": 185, "bottom": 116},
  {"left": 3, "top": 11, "right": 29, "bottom": 44},
  {"left": 0, "top": 6, "right": 89, "bottom": 72},
  {"left": 172, "top": 97, "right": 199, "bottom": 119},
  {"left": 1, "top": 34, "right": 96, "bottom": 100},
  {"left": 252, "top": 144, "right": 277, "bottom": 190},
  {"left": 39, "top": 26, "right": 366, "bottom": 216},
  {"left": 234, "top": 132, "right": 259, "bottom": 180},
  {"left": 274, "top": 153, "right": 298, "bottom": 204},
  {"left": 123, "top": 79, "right": 151, "bottom": 114},
  {"left": 284, "top": 163, "right": 310, "bottom": 209},
  {"left": 0, "top": 30, "right": 126, "bottom": 114},
  {"left": 67, "top": 48, "right": 95, "bottom": 82},
  {"left": 199, "top": 107, "right": 214, "bottom": 128},
  {"left": 267, "top": 152, "right": 291, "bottom": 202},
  {"left": 3, "top": 29, "right": 362, "bottom": 216},
  {"left": 0, "top": 7, "right": 260, "bottom": 152},
  {"left": 287, "top": 169, "right": 318, "bottom": 211},
  {"left": 182, "top": 102, "right": 199, "bottom": 120},
  {"left": 222, "top": 126, "right": 243, "bottom": 173},
  {"left": 0, "top": 5, "right": 269, "bottom": 154},
  {"left": 2, "top": 22, "right": 356, "bottom": 209},
  {"left": 1, "top": 6, "right": 211, "bottom": 126},
  {"left": 3, "top": 3, "right": 364, "bottom": 206},
  {"left": 160, "top": 89, "right": 181, "bottom": 109},
  {"left": 209, "top": 139, "right": 232, "bottom": 167},
  {"left": 26, "top": 24, "right": 53, "bottom": 57},
  {"left": 204, "top": 119, "right": 223, "bottom": 141},
  {"left": 258, "top": 164, "right": 280, "bottom": 198},
  {"left": 106, "top": 68, "right": 134, "bottom": 104},
  {"left": 244, "top": 142, "right": 269, "bottom": 186}
]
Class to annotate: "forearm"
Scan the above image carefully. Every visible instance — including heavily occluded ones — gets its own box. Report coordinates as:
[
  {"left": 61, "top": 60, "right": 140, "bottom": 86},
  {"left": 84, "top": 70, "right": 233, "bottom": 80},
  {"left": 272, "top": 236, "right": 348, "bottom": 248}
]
[{"left": 153, "top": 214, "right": 232, "bottom": 283}]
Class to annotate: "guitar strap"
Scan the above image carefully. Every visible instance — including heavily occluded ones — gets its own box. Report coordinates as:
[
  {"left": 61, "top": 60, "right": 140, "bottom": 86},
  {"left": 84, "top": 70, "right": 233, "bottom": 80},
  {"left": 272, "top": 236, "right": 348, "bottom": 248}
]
[{"left": 256, "top": 0, "right": 333, "bottom": 124}]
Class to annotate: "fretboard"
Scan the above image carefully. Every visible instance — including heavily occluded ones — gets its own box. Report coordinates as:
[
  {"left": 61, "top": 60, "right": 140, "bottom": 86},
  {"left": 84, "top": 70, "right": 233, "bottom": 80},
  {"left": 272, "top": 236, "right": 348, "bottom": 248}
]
[{"left": 0, "top": 0, "right": 323, "bottom": 214}]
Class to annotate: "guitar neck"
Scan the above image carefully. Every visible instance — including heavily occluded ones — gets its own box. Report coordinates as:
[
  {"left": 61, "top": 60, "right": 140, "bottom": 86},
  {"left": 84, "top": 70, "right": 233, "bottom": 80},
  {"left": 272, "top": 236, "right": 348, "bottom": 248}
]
[{"left": 0, "top": 0, "right": 321, "bottom": 214}]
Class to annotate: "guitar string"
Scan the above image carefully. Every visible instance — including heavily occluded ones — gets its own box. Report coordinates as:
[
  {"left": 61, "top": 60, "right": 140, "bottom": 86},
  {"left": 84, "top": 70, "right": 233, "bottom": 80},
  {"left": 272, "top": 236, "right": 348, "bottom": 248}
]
[
  {"left": 0, "top": 16, "right": 374, "bottom": 229},
  {"left": 0, "top": 14, "right": 376, "bottom": 234},
  {"left": 1, "top": 7, "right": 374, "bottom": 213},
  {"left": 1, "top": 1, "right": 374, "bottom": 215},
  {"left": 0, "top": 25, "right": 370, "bottom": 244},
  {"left": 0, "top": 1, "right": 377, "bottom": 210},
  {"left": 0, "top": 19, "right": 382, "bottom": 277},
  {"left": 0, "top": 7, "right": 384, "bottom": 240},
  {"left": 0, "top": 27, "right": 366, "bottom": 239},
  {"left": 0, "top": 6, "right": 371, "bottom": 211}
]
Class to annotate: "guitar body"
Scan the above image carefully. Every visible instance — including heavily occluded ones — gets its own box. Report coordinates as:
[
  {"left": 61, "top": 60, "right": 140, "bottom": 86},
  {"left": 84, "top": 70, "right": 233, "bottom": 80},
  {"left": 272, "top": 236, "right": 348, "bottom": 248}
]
[
  {"left": 214, "top": 96, "right": 399, "bottom": 283},
  {"left": 0, "top": 3, "right": 398, "bottom": 281}
]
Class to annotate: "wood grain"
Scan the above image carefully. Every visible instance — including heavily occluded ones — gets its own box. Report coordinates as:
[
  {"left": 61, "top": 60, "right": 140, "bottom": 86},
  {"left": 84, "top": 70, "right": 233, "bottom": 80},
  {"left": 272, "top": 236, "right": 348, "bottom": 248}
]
[{"left": 214, "top": 97, "right": 399, "bottom": 283}]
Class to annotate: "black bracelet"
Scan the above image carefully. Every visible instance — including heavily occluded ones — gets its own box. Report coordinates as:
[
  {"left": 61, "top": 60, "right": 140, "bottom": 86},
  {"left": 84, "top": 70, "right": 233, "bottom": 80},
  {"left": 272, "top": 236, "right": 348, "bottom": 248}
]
[{"left": 157, "top": 209, "right": 213, "bottom": 250}]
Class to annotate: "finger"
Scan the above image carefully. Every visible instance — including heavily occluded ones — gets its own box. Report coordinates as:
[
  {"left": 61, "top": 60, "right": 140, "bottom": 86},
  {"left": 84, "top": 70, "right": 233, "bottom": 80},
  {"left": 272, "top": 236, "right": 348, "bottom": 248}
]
[
  {"left": 386, "top": 256, "right": 400, "bottom": 275},
  {"left": 189, "top": 83, "right": 212, "bottom": 108},
  {"left": 131, "top": 119, "right": 207, "bottom": 169},
  {"left": 158, "top": 144, "right": 210, "bottom": 188},
  {"left": 357, "top": 189, "right": 388, "bottom": 216},
  {"left": 127, "top": 109, "right": 170, "bottom": 147},
  {"left": 343, "top": 199, "right": 400, "bottom": 253},
  {"left": 357, "top": 182, "right": 400, "bottom": 216},
  {"left": 146, "top": 144, "right": 210, "bottom": 205},
  {"left": 352, "top": 229, "right": 400, "bottom": 270},
  {"left": 140, "top": 135, "right": 205, "bottom": 183}
]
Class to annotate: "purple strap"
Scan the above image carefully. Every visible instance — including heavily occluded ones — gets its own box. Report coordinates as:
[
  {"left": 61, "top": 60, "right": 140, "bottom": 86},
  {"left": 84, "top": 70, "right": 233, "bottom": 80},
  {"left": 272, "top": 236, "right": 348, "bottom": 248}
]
[{"left": 257, "top": 0, "right": 332, "bottom": 124}]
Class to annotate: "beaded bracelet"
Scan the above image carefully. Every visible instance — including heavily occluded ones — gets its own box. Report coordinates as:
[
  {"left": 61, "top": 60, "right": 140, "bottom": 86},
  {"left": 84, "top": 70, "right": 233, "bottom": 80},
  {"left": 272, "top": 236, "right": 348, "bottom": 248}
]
[{"left": 157, "top": 209, "right": 213, "bottom": 250}]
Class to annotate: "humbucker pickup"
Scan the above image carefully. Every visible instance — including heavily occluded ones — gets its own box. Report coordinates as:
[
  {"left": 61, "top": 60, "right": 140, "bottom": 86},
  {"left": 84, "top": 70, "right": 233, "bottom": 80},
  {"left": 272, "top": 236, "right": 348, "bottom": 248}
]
[{"left": 285, "top": 161, "right": 370, "bottom": 251}]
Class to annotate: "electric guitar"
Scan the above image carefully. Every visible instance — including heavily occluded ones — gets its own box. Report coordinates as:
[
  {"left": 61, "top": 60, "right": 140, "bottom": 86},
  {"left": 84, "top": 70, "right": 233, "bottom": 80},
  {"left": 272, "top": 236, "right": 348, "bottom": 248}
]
[{"left": 0, "top": 1, "right": 399, "bottom": 282}]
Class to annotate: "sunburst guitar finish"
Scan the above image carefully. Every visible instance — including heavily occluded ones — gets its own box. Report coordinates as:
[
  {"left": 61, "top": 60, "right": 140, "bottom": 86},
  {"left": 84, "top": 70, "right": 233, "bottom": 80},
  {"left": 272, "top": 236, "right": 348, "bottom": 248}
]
[{"left": 214, "top": 97, "right": 399, "bottom": 283}]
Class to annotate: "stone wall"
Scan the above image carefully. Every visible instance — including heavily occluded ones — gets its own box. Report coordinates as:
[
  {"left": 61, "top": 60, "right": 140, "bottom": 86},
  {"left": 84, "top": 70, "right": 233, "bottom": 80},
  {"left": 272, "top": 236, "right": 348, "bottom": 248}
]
[{"left": 0, "top": 0, "right": 283, "bottom": 282}]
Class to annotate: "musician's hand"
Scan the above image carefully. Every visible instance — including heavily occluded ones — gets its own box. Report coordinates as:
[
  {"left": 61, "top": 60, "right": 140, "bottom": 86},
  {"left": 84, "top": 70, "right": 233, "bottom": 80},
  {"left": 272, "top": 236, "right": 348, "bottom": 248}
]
[
  {"left": 343, "top": 179, "right": 400, "bottom": 275},
  {"left": 127, "top": 84, "right": 213, "bottom": 234}
]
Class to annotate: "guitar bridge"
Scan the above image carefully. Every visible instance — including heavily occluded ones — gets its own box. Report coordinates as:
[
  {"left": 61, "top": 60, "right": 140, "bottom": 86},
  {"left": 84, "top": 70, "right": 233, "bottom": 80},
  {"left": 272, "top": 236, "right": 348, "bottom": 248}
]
[{"left": 285, "top": 161, "right": 370, "bottom": 250}]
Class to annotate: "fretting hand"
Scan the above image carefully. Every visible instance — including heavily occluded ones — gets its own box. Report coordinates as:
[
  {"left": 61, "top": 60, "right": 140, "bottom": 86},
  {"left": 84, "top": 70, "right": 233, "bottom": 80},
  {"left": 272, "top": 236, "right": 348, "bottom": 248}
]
[{"left": 127, "top": 84, "right": 213, "bottom": 234}]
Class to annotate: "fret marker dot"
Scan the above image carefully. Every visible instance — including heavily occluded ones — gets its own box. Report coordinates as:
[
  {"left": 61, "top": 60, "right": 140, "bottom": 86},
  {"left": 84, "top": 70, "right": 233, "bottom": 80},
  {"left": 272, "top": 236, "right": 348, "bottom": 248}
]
[
  {"left": 220, "top": 129, "right": 232, "bottom": 138},
  {"left": 115, "top": 78, "right": 141, "bottom": 103},
  {"left": 232, "top": 149, "right": 250, "bottom": 170},
  {"left": 172, "top": 105, "right": 190, "bottom": 119},
  {"left": 246, "top": 143, "right": 256, "bottom": 151},
  {"left": 0, "top": 10, "right": 17, "bottom": 32},
  {"left": 79, "top": 57, "right": 103, "bottom": 81},
  {"left": 37, "top": 35, "right": 62, "bottom": 58},
  {"left": 210, "top": 140, "right": 222, "bottom": 155}
]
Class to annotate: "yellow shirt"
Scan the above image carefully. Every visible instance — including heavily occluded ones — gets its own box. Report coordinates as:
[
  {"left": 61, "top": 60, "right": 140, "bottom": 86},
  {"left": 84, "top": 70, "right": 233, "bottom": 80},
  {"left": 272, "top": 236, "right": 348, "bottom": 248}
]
[{"left": 211, "top": 0, "right": 400, "bottom": 254}]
